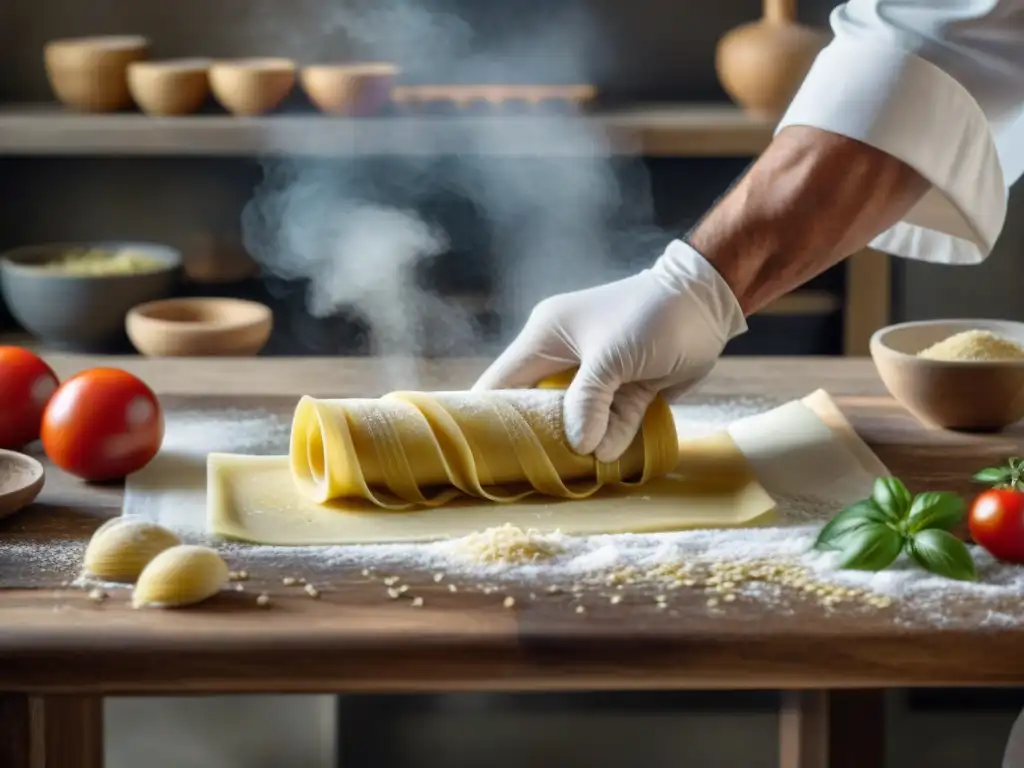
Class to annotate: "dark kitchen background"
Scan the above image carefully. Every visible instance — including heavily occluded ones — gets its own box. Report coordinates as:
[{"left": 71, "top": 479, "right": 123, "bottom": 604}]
[{"left": 1, "top": 0, "right": 1021, "bottom": 765}]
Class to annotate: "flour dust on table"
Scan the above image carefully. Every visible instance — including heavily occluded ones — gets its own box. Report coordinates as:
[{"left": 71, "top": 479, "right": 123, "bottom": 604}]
[{"left": 118, "top": 395, "right": 1024, "bottom": 629}]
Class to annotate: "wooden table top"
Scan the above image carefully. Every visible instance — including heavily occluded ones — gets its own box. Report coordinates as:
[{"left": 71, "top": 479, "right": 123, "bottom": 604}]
[{"left": 3, "top": 354, "right": 1024, "bottom": 696}]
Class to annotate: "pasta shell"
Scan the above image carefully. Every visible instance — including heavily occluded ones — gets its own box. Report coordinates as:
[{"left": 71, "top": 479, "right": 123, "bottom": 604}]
[
  {"left": 83, "top": 518, "right": 181, "bottom": 582},
  {"left": 132, "top": 545, "right": 229, "bottom": 609}
]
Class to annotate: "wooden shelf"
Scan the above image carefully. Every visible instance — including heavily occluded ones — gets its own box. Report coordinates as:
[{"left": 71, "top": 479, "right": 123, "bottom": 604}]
[{"left": 0, "top": 103, "right": 776, "bottom": 158}]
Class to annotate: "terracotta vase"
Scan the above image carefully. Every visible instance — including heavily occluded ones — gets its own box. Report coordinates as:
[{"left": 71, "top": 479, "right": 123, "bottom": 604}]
[{"left": 715, "top": 0, "right": 829, "bottom": 120}]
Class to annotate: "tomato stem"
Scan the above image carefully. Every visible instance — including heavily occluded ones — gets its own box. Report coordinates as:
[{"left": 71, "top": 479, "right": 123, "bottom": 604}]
[{"left": 974, "top": 457, "right": 1024, "bottom": 492}]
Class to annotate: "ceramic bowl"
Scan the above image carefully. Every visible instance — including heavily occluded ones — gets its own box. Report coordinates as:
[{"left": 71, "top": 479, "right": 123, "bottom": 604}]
[
  {"left": 44, "top": 35, "right": 149, "bottom": 112},
  {"left": 127, "top": 58, "right": 210, "bottom": 116},
  {"left": 0, "top": 242, "right": 182, "bottom": 352},
  {"left": 300, "top": 62, "right": 398, "bottom": 115},
  {"left": 870, "top": 318, "right": 1024, "bottom": 431},
  {"left": 0, "top": 450, "right": 45, "bottom": 521},
  {"left": 209, "top": 58, "right": 295, "bottom": 116},
  {"left": 126, "top": 297, "right": 273, "bottom": 357}
]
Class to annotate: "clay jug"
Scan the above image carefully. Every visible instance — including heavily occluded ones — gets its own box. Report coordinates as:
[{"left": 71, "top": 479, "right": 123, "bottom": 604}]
[{"left": 715, "top": 0, "right": 829, "bottom": 119}]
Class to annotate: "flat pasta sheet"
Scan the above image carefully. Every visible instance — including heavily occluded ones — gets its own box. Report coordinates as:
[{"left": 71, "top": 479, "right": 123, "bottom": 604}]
[{"left": 207, "top": 430, "right": 777, "bottom": 545}]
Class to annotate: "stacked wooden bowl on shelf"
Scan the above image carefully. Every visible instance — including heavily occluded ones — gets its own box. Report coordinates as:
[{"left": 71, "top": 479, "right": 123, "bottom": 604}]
[
  {"left": 300, "top": 63, "right": 399, "bottom": 116},
  {"left": 41, "top": 38, "right": 598, "bottom": 118},
  {"left": 42, "top": 36, "right": 405, "bottom": 117},
  {"left": 44, "top": 35, "right": 149, "bottom": 112},
  {"left": 208, "top": 58, "right": 296, "bottom": 115},
  {"left": 127, "top": 58, "right": 211, "bottom": 116}
]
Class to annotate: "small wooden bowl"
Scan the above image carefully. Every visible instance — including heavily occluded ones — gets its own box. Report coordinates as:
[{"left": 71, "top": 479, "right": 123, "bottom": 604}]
[
  {"left": 209, "top": 58, "right": 295, "bottom": 116},
  {"left": 126, "top": 297, "right": 273, "bottom": 357},
  {"left": 127, "top": 58, "right": 210, "bottom": 116},
  {"left": 0, "top": 450, "right": 45, "bottom": 521},
  {"left": 871, "top": 319, "right": 1024, "bottom": 431},
  {"left": 300, "top": 62, "right": 398, "bottom": 115},
  {"left": 44, "top": 35, "right": 149, "bottom": 112}
]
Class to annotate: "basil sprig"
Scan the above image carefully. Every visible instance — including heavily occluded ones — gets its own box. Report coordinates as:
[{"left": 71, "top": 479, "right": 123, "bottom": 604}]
[{"left": 814, "top": 477, "right": 976, "bottom": 581}]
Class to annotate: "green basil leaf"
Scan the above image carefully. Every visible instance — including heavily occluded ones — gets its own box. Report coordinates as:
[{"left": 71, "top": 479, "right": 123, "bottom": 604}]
[
  {"left": 907, "top": 529, "right": 977, "bottom": 581},
  {"left": 906, "top": 492, "right": 965, "bottom": 533},
  {"left": 814, "top": 500, "right": 892, "bottom": 551},
  {"left": 872, "top": 476, "right": 912, "bottom": 520},
  {"left": 973, "top": 467, "right": 1012, "bottom": 485},
  {"left": 836, "top": 524, "right": 904, "bottom": 571}
]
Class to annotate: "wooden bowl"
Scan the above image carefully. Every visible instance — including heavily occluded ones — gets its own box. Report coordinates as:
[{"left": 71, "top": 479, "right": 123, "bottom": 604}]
[
  {"left": 209, "top": 58, "right": 295, "bottom": 116},
  {"left": 127, "top": 58, "right": 210, "bottom": 116},
  {"left": 0, "top": 450, "right": 45, "bottom": 521},
  {"left": 44, "top": 35, "right": 149, "bottom": 112},
  {"left": 300, "top": 62, "right": 398, "bottom": 115},
  {"left": 126, "top": 297, "right": 273, "bottom": 357},
  {"left": 870, "top": 319, "right": 1024, "bottom": 431}
]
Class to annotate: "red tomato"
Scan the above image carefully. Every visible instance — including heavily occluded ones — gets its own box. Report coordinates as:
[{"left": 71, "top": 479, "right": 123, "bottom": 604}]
[
  {"left": 0, "top": 346, "right": 59, "bottom": 449},
  {"left": 968, "top": 489, "right": 1024, "bottom": 562},
  {"left": 41, "top": 368, "right": 163, "bottom": 481}
]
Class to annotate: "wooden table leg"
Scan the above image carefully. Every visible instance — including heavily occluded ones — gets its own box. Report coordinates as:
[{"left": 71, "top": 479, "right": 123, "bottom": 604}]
[
  {"left": 0, "top": 693, "right": 104, "bottom": 768},
  {"left": 779, "top": 690, "right": 886, "bottom": 768}
]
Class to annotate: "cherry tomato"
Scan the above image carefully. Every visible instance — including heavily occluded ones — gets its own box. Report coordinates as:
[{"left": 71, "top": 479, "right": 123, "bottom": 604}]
[
  {"left": 41, "top": 368, "right": 163, "bottom": 481},
  {"left": 968, "top": 488, "right": 1024, "bottom": 562},
  {"left": 0, "top": 346, "right": 59, "bottom": 449}
]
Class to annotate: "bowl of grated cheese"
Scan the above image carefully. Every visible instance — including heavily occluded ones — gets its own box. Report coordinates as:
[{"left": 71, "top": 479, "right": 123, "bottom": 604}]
[
  {"left": 870, "top": 319, "right": 1024, "bottom": 431},
  {"left": 0, "top": 241, "right": 182, "bottom": 352}
]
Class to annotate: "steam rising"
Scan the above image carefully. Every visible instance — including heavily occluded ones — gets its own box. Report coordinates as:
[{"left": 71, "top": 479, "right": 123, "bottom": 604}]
[{"left": 241, "top": 0, "right": 662, "bottom": 372}]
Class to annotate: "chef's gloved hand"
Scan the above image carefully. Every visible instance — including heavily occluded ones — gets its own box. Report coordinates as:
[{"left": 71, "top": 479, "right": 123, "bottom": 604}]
[{"left": 473, "top": 240, "right": 748, "bottom": 462}]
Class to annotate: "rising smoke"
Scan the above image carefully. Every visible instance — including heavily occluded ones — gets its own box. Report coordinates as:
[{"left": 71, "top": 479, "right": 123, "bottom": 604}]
[{"left": 240, "top": 0, "right": 664, "bottom": 373}]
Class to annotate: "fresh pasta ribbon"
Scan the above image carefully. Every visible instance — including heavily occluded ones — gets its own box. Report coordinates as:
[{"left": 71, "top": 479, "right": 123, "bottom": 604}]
[{"left": 288, "top": 386, "right": 678, "bottom": 510}]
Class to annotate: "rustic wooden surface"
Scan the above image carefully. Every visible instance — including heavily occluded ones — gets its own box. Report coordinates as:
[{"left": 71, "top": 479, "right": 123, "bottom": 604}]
[{"left": 2, "top": 356, "right": 1024, "bottom": 698}]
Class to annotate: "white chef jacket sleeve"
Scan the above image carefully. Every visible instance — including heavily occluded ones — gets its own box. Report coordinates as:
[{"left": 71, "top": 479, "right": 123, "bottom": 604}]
[{"left": 776, "top": 0, "right": 1024, "bottom": 265}]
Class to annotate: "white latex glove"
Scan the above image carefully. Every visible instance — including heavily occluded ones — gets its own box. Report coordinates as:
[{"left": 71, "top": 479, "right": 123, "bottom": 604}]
[{"left": 473, "top": 240, "right": 748, "bottom": 461}]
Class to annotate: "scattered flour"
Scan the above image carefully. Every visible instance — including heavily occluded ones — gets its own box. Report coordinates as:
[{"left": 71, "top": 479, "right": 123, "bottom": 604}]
[
  {"left": 0, "top": 459, "right": 40, "bottom": 492},
  {"left": 0, "top": 538, "right": 87, "bottom": 586},
  {"left": 106, "top": 396, "right": 1024, "bottom": 628},
  {"left": 159, "top": 408, "right": 291, "bottom": 455}
]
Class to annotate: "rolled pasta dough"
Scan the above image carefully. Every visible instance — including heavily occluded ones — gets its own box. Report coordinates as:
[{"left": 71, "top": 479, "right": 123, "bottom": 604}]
[{"left": 289, "top": 389, "right": 677, "bottom": 509}]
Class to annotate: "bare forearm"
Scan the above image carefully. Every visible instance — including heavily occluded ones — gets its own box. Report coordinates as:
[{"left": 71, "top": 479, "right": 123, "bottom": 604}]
[{"left": 688, "top": 126, "right": 930, "bottom": 315}]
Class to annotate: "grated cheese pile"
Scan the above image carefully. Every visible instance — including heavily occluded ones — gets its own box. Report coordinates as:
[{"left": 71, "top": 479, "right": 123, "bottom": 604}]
[
  {"left": 446, "top": 524, "right": 566, "bottom": 565},
  {"left": 917, "top": 329, "right": 1024, "bottom": 362}
]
